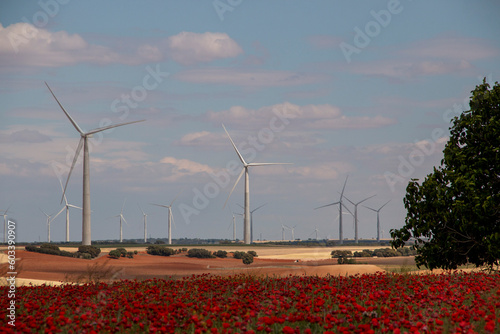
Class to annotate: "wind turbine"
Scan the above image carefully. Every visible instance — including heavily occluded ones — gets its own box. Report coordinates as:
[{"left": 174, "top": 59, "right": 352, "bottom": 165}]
[
  {"left": 138, "top": 204, "right": 148, "bottom": 243},
  {"left": 54, "top": 178, "right": 82, "bottom": 242},
  {"left": 314, "top": 175, "right": 350, "bottom": 244},
  {"left": 222, "top": 124, "right": 291, "bottom": 244},
  {"left": 40, "top": 209, "right": 62, "bottom": 243},
  {"left": 151, "top": 190, "right": 182, "bottom": 245},
  {"left": 114, "top": 199, "right": 128, "bottom": 243},
  {"left": 285, "top": 225, "right": 297, "bottom": 241},
  {"left": 1, "top": 206, "right": 11, "bottom": 243},
  {"left": 237, "top": 203, "right": 267, "bottom": 244},
  {"left": 45, "top": 82, "right": 145, "bottom": 246},
  {"left": 343, "top": 194, "right": 375, "bottom": 244},
  {"left": 279, "top": 217, "right": 286, "bottom": 241},
  {"left": 308, "top": 226, "right": 321, "bottom": 240},
  {"left": 363, "top": 200, "right": 391, "bottom": 242}
]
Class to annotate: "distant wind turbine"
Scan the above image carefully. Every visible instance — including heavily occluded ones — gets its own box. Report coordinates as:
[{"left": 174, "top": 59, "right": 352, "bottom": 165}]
[
  {"left": 45, "top": 82, "right": 145, "bottom": 246},
  {"left": 315, "top": 176, "right": 351, "bottom": 244},
  {"left": 151, "top": 190, "right": 182, "bottom": 245},
  {"left": 1, "top": 206, "right": 11, "bottom": 243},
  {"left": 114, "top": 199, "right": 128, "bottom": 243},
  {"left": 343, "top": 194, "right": 375, "bottom": 244},
  {"left": 363, "top": 200, "right": 391, "bottom": 242},
  {"left": 54, "top": 178, "right": 82, "bottom": 242},
  {"left": 138, "top": 204, "right": 148, "bottom": 243},
  {"left": 40, "top": 209, "right": 62, "bottom": 243},
  {"left": 237, "top": 203, "right": 267, "bottom": 244},
  {"left": 222, "top": 124, "right": 291, "bottom": 244},
  {"left": 285, "top": 225, "right": 297, "bottom": 241}
]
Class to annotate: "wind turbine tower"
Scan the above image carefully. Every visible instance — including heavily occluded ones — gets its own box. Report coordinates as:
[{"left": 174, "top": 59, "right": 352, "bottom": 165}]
[
  {"left": 40, "top": 209, "right": 61, "bottom": 243},
  {"left": 114, "top": 199, "right": 128, "bottom": 243},
  {"left": 364, "top": 200, "right": 391, "bottom": 242},
  {"left": 151, "top": 190, "right": 182, "bottom": 245},
  {"left": 238, "top": 203, "right": 266, "bottom": 243},
  {"left": 1, "top": 206, "right": 11, "bottom": 243},
  {"left": 138, "top": 204, "right": 148, "bottom": 243},
  {"left": 222, "top": 124, "right": 291, "bottom": 244},
  {"left": 344, "top": 194, "right": 375, "bottom": 244},
  {"left": 314, "top": 176, "right": 350, "bottom": 244},
  {"left": 54, "top": 178, "right": 82, "bottom": 242},
  {"left": 45, "top": 82, "right": 145, "bottom": 246}
]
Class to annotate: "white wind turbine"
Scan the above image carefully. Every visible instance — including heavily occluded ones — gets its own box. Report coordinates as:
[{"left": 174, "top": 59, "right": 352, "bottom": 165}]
[
  {"left": 138, "top": 204, "right": 148, "bottom": 243},
  {"left": 363, "top": 200, "right": 391, "bottom": 243},
  {"left": 343, "top": 194, "right": 375, "bottom": 244},
  {"left": 151, "top": 190, "right": 182, "bottom": 245},
  {"left": 285, "top": 224, "right": 297, "bottom": 241},
  {"left": 114, "top": 199, "right": 128, "bottom": 243},
  {"left": 237, "top": 203, "right": 267, "bottom": 244},
  {"left": 1, "top": 206, "right": 11, "bottom": 243},
  {"left": 308, "top": 226, "right": 321, "bottom": 240},
  {"left": 45, "top": 82, "right": 145, "bottom": 246},
  {"left": 54, "top": 178, "right": 82, "bottom": 242},
  {"left": 222, "top": 124, "right": 291, "bottom": 244},
  {"left": 40, "top": 209, "right": 62, "bottom": 243},
  {"left": 227, "top": 204, "right": 239, "bottom": 241},
  {"left": 279, "top": 217, "right": 286, "bottom": 241},
  {"left": 314, "top": 176, "right": 350, "bottom": 244}
]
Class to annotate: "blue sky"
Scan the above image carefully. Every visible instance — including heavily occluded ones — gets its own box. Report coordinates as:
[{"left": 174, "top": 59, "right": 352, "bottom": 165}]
[{"left": 1, "top": 0, "right": 499, "bottom": 243}]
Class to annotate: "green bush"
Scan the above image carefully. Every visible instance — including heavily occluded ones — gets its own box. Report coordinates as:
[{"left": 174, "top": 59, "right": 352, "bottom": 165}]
[
  {"left": 242, "top": 253, "right": 254, "bottom": 265},
  {"left": 337, "top": 257, "right": 356, "bottom": 264},
  {"left": 40, "top": 243, "right": 60, "bottom": 251},
  {"left": 331, "top": 250, "right": 352, "bottom": 258},
  {"left": 247, "top": 251, "right": 258, "bottom": 257},
  {"left": 116, "top": 248, "right": 127, "bottom": 257},
  {"left": 126, "top": 252, "right": 134, "bottom": 259},
  {"left": 233, "top": 251, "right": 245, "bottom": 259},
  {"left": 134, "top": 250, "right": 138, "bottom": 255},
  {"left": 373, "top": 248, "right": 399, "bottom": 257},
  {"left": 354, "top": 249, "right": 374, "bottom": 257},
  {"left": 108, "top": 250, "right": 121, "bottom": 259},
  {"left": 187, "top": 248, "right": 215, "bottom": 259},
  {"left": 214, "top": 250, "right": 227, "bottom": 258},
  {"left": 147, "top": 245, "right": 175, "bottom": 257},
  {"left": 78, "top": 245, "right": 101, "bottom": 258}
]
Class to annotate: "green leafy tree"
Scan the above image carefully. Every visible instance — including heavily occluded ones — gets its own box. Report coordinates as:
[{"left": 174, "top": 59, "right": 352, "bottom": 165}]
[{"left": 391, "top": 80, "right": 500, "bottom": 270}]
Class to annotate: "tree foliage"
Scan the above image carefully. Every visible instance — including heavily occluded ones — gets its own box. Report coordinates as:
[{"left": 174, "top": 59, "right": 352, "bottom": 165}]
[{"left": 391, "top": 80, "right": 500, "bottom": 270}]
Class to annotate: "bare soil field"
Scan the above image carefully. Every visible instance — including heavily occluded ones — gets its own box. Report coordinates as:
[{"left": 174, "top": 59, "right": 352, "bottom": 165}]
[{"left": 1, "top": 246, "right": 418, "bottom": 285}]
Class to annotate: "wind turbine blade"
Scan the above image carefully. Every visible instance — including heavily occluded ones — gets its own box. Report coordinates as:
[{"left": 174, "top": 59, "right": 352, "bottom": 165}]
[
  {"left": 363, "top": 205, "right": 377, "bottom": 212},
  {"left": 58, "top": 177, "right": 69, "bottom": 206},
  {"left": 253, "top": 203, "right": 267, "bottom": 212},
  {"left": 380, "top": 200, "right": 391, "bottom": 210},
  {"left": 138, "top": 204, "right": 146, "bottom": 215},
  {"left": 222, "top": 123, "right": 247, "bottom": 165},
  {"left": 53, "top": 207, "right": 65, "bottom": 222},
  {"left": 342, "top": 203, "right": 354, "bottom": 216},
  {"left": 45, "top": 82, "right": 84, "bottom": 135},
  {"left": 314, "top": 201, "right": 339, "bottom": 210},
  {"left": 343, "top": 195, "right": 355, "bottom": 206},
  {"left": 61, "top": 137, "right": 84, "bottom": 204},
  {"left": 236, "top": 204, "right": 244, "bottom": 210},
  {"left": 39, "top": 208, "right": 49, "bottom": 217},
  {"left": 68, "top": 204, "right": 82, "bottom": 210},
  {"left": 247, "top": 163, "right": 292, "bottom": 166},
  {"left": 223, "top": 167, "right": 245, "bottom": 209},
  {"left": 340, "top": 175, "right": 349, "bottom": 197},
  {"left": 171, "top": 211, "right": 176, "bottom": 228},
  {"left": 358, "top": 194, "right": 376, "bottom": 205},
  {"left": 122, "top": 215, "right": 128, "bottom": 225},
  {"left": 151, "top": 203, "right": 169, "bottom": 208},
  {"left": 170, "top": 188, "right": 184, "bottom": 206},
  {"left": 86, "top": 119, "right": 145, "bottom": 136},
  {"left": 121, "top": 199, "right": 127, "bottom": 214}
]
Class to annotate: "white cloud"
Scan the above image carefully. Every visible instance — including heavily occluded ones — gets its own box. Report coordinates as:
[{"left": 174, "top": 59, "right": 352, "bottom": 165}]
[
  {"left": 0, "top": 22, "right": 161, "bottom": 68},
  {"left": 341, "top": 34, "right": 498, "bottom": 80},
  {"left": 159, "top": 156, "right": 216, "bottom": 181},
  {"left": 205, "top": 102, "right": 396, "bottom": 130},
  {"left": 175, "top": 68, "right": 329, "bottom": 87},
  {"left": 167, "top": 31, "right": 243, "bottom": 65}
]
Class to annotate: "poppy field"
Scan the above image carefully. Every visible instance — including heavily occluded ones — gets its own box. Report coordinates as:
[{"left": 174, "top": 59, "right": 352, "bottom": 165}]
[{"left": 1, "top": 271, "right": 499, "bottom": 333}]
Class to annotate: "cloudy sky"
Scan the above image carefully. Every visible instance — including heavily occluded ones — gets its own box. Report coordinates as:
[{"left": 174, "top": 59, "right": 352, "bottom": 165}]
[{"left": 1, "top": 1, "right": 499, "bottom": 243}]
